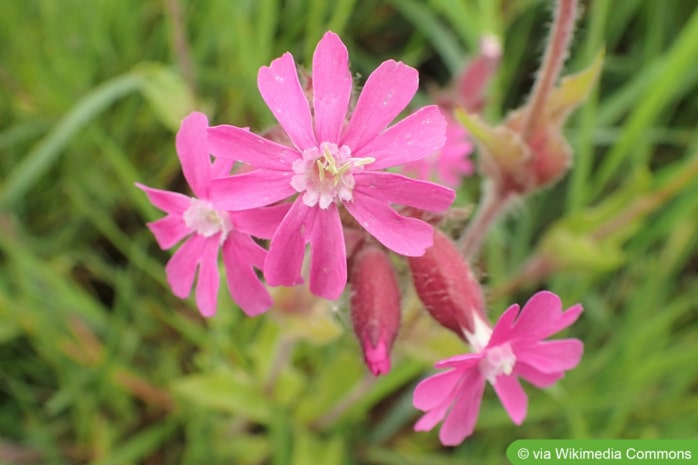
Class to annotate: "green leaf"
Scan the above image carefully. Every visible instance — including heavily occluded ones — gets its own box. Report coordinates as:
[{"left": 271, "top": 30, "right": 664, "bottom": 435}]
[
  {"left": 172, "top": 370, "right": 271, "bottom": 422},
  {"left": 291, "top": 430, "right": 345, "bottom": 465},
  {"left": 137, "top": 63, "right": 196, "bottom": 132},
  {"left": 454, "top": 108, "right": 529, "bottom": 186},
  {"left": 538, "top": 224, "right": 626, "bottom": 273},
  {"left": 547, "top": 49, "right": 605, "bottom": 125},
  {"left": 0, "top": 73, "right": 141, "bottom": 208}
]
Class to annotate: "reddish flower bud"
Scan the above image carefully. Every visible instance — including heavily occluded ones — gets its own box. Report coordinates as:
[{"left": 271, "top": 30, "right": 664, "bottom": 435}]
[
  {"left": 408, "top": 228, "right": 487, "bottom": 338},
  {"left": 349, "top": 246, "right": 401, "bottom": 376},
  {"left": 457, "top": 34, "right": 502, "bottom": 113}
]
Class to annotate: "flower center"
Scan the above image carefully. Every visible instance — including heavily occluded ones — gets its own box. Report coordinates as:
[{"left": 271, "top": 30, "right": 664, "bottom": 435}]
[
  {"left": 291, "top": 142, "right": 374, "bottom": 209},
  {"left": 183, "top": 198, "right": 232, "bottom": 241},
  {"left": 479, "top": 343, "right": 516, "bottom": 385}
]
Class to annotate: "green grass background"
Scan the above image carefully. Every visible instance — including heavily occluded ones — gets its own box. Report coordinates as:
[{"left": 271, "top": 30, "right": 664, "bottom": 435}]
[{"left": 1, "top": 0, "right": 697, "bottom": 464}]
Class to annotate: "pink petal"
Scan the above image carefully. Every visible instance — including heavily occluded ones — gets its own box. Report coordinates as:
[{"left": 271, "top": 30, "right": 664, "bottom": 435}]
[
  {"left": 354, "top": 172, "right": 454, "bottom": 212},
  {"left": 195, "top": 237, "right": 221, "bottom": 317},
  {"left": 258, "top": 52, "right": 317, "bottom": 151},
  {"left": 345, "top": 193, "right": 435, "bottom": 256},
  {"left": 166, "top": 234, "right": 206, "bottom": 299},
  {"left": 355, "top": 106, "right": 447, "bottom": 169},
  {"left": 414, "top": 397, "right": 454, "bottom": 433},
  {"left": 413, "top": 369, "right": 464, "bottom": 411},
  {"left": 207, "top": 125, "right": 299, "bottom": 170},
  {"left": 308, "top": 204, "right": 347, "bottom": 300},
  {"left": 231, "top": 203, "right": 291, "bottom": 239},
  {"left": 434, "top": 353, "right": 482, "bottom": 370},
  {"left": 211, "top": 156, "right": 235, "bottom": 179},
  {"left": 511, "top": 291, "right": 583, "bottom": 342},
  {"left": 264, "top": 199, "right": 316, "bottom": 287},
  {"left": 234, "top": 231, "right": 266, "bottom": 270},
  {"left": 515, "top": 339, "right": 584, "bottom": 374},
  {"left": 438, "top": 370, "right": 485, "bottom": 446},
  {"left": 492, "top": 374, "right": 527, "bottom": 425},
  {"left": 176, "top": 112, "right": 211, "bottom": 198},
  {"left": 400, "top": 157, "right": 432, "bottom": 184},
  {"left": 147, "top": 215, "right": 190, "bottom": 250},
  {"left": 210, "top": 170, "right": 296, "bottom": 210},
  {"left": 488, "top": 304, "right": 520, "bottom": 347},
  {"left": 222, "top": 233, "right": 272, "bottom": 316},
  {"left": 136, "top": 183, "right": 190, "bottom": 215},
  {"left": 514, "top": 363, "right": 564, "bottom": 388},
  {"left": 312, "top": 31, "right": 352, "bottom": 143},
  {"left": 435, "top": 121, "right": 474, "bottom": 186},
  {"left": 553, "top": 303, "right": 584, "bottom": 334},
  {"left": 341, "top": 60, "right": 419, "bottom": 152}
]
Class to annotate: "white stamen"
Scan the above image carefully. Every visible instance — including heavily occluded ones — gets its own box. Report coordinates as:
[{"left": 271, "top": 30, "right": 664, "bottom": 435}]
[
  {"left": 479, "top": 343, "right": 516, "bottom": 385},
  {"left": 291, "top": 142, "right": 374, "bottom": 209},
  {"left": 183, "top": 198, "right": 232, "bottom": 242},
  {"left": 463, "top": 313, "right": 493, "bottom": 353}
]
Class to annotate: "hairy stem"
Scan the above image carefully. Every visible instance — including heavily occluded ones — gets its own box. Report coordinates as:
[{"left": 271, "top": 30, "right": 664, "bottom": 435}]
[
  {"left": 521, "top": 0, "right": 578, "bottom": 141},
  {"left": 263, "top": 335, "right": 296, "bottom": 396},
  {"left": 459, "top": 182, "right": 514, "bottom": 260},
  {"left": 489, "top": 255, "right": 556, "bottom": 299},
  {"left": 164, "top": 0, "right": 198, "bottom": 99},
  {"left": 310, "top": 374, "right": 376, "bottom": 430}
]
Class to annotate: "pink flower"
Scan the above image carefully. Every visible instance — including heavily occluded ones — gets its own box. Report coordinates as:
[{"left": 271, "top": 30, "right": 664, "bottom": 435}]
[
  {"left": 207, "top": 31, "right": 455, "bottom": 300},
  {"left": 136, "top": 112, "right": 288, "bottom": 317},
  {"left": 401, "top": 115, "right": 474, "bottom": 187},
  {"left": 412, "top": 291, "right": 583, "bottom": 446}
]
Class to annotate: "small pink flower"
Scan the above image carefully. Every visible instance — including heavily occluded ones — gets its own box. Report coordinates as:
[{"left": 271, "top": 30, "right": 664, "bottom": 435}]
[
  {"left": 412, "top": 291, "right": 583, "bottom": 446},
  {"left": 401, "top": 115, "right": 474, "bottom": 187},
  {"left": 207, "top": 31, "right": 455, "bottom": 300},
  {"left": 136, "top": 112, "right": 287, "bottom": 317}
]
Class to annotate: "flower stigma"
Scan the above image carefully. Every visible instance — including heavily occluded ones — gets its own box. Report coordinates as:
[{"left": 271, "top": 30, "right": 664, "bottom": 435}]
[{"left": 291, "top": 142, "right": 375, "bottom": 209}]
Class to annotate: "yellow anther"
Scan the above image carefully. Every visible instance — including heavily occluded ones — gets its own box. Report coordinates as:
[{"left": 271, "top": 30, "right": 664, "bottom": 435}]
[
  {"left": 322, "top": 146, "right": 340, "bottom": 175},
  {"left": 353, "top": 157, "right": 376, "bottom": 167},
  {"left": 316, "top": 159, "right": 326, "bottom": 181}
]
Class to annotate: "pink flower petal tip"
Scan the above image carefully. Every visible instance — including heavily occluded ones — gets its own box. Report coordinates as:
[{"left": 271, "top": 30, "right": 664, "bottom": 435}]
[{"left": 364, "top": 338, "right": 392, "bottom": 376}]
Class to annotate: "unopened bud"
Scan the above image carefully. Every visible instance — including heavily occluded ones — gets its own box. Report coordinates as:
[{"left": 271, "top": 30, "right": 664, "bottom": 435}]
[
  {"left": 457, "top": 34, "right": 502, "bottom": 112},
  {"left": 408, "top": 228, "right": 487, "bottom": 338},
  {"left": 349, "top": 246, "right": 401, "bottom": 376}
]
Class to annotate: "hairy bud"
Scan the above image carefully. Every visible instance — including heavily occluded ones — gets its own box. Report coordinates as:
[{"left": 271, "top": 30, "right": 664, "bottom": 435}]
[
  {"left": 408, "top": 229, "right": 487, "bottom": 338},
  {"left": 349, "top": 246, "right": 401, "bottom": 376}
]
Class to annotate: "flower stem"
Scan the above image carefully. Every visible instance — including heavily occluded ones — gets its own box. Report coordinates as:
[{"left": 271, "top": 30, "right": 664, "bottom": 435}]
[
  {"left": 521, "top": 0, "right": 578, "bottom": 141},
  {"left": 310, "top": 373, "right": 376, "bottom": 430},
  {"left": 164, "top": 0, "right": 198, "bottom": 100},
  {"left": 263, "top": 335, "right": 295, "bottom": 396},
  {"left": 489, "top": 255, "right": 556, "bottom": 299},
  {"left": 459, "top": 182, "right": 514, "bottom": 259}
]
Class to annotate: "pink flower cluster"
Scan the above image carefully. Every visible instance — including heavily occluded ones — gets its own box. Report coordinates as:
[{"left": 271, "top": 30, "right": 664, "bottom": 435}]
[
  {"left": 138, "top": 31, "right": 455, "bottom": 314},
  {"left": 137, "top": 31, "right": 584, "bottom": 448}
]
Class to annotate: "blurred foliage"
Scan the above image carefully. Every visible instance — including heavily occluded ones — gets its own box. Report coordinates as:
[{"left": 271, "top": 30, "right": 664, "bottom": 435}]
[{"left": 1, "top": 0, "right": 697, "bottom": 464}]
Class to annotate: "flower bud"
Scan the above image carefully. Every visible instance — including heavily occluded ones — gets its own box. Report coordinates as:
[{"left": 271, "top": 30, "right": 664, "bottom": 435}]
[
  {"left": 457, "top": 50, "right": 603, "bottom": 195},
  {"left": 408, "top": 228, "right": 487, "bottom": 338},
  {"left": 349, "top": 245, "right": 401, "bottom": 376},
  {"left": 456, "top": 34, "right": 502, "bottom": 113}
]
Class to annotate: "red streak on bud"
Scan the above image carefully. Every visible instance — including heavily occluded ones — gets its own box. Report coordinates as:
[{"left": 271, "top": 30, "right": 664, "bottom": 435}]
[
  {"left": 350, "top": 246, "right": 401, "bottom": 376},
  {"left": 408, "top": 229, "right": 487, "bottom": 337}
]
